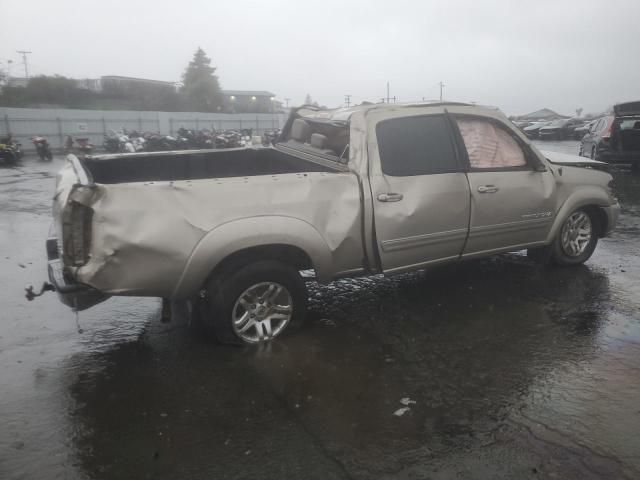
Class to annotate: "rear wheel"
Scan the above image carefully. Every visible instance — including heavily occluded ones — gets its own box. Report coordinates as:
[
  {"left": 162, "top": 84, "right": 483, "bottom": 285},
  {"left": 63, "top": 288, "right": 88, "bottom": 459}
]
[{"left": 200, "top": 260, "right": 307, "bottom": 345}]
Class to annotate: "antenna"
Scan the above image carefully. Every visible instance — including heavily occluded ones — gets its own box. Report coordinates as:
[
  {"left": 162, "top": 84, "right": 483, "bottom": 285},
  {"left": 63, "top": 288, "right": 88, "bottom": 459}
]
[{"left": 16, "top": 50, "right": 32, "bottom": 78}]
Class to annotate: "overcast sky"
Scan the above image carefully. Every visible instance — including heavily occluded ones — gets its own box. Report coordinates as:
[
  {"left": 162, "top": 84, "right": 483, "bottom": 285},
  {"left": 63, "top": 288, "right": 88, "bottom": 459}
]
[{"left": 1, "top": 0, "right": 639, "bottom": 115}]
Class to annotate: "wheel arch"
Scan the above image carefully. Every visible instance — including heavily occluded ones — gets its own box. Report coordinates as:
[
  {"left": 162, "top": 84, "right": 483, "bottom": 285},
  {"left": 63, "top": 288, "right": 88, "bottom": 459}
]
[
  {"left": 547, "top": 193, "right": 612, "bottom": 243},
  {"left": 171, "top": 216, "right": 333, "bottom": 299}
]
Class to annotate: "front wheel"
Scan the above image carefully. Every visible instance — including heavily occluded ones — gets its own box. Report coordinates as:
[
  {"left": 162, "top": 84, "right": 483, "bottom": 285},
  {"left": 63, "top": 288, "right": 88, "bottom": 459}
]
[
  {"left": 200, "top": 260, "right": 307, "bottom": 344},
  {"left": 551, "top": 209, "right": 598, "bottom": 265}
]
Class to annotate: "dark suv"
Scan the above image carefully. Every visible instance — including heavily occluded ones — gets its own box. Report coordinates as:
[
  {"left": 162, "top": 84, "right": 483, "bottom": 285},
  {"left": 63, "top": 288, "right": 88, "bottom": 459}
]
[{"left": 580, "top": 101, "right": 640, "bottom": 170}]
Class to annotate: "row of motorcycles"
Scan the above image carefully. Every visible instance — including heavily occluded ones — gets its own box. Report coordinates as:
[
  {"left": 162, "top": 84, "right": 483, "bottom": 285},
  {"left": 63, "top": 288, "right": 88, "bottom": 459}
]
[
  {"left": 0, "top": 127, "right": 283, "bottom": 165},
  {"left": 0, "top": 135, "right": 54, "bottom": 165},
  {"left": 0, "top": 135, "right": 88, "bottom": 165},
  {"left": 103, "top": 128, "right": 257, "bottom": 153}
]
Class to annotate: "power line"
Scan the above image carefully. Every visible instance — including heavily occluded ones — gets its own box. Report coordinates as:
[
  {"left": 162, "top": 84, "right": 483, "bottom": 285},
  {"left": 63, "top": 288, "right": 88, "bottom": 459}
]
[{"left": 16, "top": 50, "right": 32, "bottom": 78}]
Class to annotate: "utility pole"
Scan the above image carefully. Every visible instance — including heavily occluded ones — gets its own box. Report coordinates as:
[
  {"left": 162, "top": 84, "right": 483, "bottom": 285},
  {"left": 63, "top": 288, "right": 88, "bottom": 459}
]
[
  {"left": 344, "top": 94, "right": 351, "bottom": 107},
  {"left": 386, "top": 82, "right": 390, "bottom": 103},
  {"left": 16, "top": 50, "right": 32, "bottom": 78},
  {"left": 284, "top": 98, "right": 290, "bottom": 108},
  {"left": 438, "top": 81, "right": 445, "bottom": 102}
]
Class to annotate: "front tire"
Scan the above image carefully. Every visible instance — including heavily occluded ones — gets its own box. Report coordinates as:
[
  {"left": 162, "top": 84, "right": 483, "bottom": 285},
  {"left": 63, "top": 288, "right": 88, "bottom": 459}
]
[
  {"left": 551, "top": 209, "right": 598, "bottom": 265},
  {"left": 200, "top": 260, "right": 307, "bottom": 345}
]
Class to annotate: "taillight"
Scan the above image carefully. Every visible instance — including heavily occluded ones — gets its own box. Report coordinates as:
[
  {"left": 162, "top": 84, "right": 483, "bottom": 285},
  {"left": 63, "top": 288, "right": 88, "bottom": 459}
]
[
  {"left": 601, "top": 118, "right": 614, "bottom": 139},
  {"left": 63, "top": 202, "right": 93, "bottom": 266}
]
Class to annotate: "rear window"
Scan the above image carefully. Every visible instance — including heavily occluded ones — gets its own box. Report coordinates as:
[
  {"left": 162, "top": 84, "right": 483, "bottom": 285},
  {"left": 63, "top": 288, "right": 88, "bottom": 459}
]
[
  {"left": 376, "top": 115, "right": 459, "bottom": 176},
  {"left": 619, "top": 118, "right": 640, "bottom": 130}
]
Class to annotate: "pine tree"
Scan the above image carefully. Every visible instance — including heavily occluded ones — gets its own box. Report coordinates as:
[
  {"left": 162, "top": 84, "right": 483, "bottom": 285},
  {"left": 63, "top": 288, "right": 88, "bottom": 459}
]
[{"left": 181, "top": 48, "right": 223, "bottom": 112}]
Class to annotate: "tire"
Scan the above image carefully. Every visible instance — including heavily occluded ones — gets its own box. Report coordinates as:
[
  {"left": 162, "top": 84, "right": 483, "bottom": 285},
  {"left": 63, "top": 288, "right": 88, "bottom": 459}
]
[
  {"left": 200, "top": 260, "right": 307, "bottom": 345},
  {"left": 550, "top": 208, "right": 598, "bottom": 266}
]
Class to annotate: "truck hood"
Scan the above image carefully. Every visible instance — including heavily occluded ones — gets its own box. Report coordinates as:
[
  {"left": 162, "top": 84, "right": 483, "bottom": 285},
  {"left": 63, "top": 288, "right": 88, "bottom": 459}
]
[{"left": 541, "top": 150, "right": 608, "bottom": 170}]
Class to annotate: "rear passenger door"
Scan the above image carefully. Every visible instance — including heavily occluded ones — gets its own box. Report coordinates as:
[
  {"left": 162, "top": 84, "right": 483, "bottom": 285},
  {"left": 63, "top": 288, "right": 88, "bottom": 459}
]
[
  {"left": 452, "top": 116, "right": 556, "bottom": 257},
  {"left": 369, "top": 113, "right": 471, "bottom": 272}
]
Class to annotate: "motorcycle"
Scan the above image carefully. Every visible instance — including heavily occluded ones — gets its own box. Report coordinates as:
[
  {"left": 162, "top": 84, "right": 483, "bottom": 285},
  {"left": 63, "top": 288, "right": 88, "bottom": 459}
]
[
  {"left": 262, "top": 128, "right": 282, "bottom": 146},
  {"left": 65, "top": 136, "right": 94, "bottom": 156},
  {"left": 32, "top": 136, "right": 53, "bottom": 161},
  {"left": 214, "top": 130, "right": 242, "bottom": 149},
  {"left": 0, "top": 135, "right": 22, "bottom": 165},
  {"left": 104, "top": 130, "right": 134, "bottom": 153}
]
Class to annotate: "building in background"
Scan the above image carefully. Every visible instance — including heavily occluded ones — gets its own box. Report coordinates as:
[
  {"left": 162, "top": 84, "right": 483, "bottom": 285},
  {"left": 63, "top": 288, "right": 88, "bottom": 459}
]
[
  {"left": 100, "top": 76, "right": 178, "bottom": 94},
  {"left": 516, "top": 108, "right": 570, "bottom": 121},
  {"left": 223, "top": 90, "right": 281, "bottom": 113}
]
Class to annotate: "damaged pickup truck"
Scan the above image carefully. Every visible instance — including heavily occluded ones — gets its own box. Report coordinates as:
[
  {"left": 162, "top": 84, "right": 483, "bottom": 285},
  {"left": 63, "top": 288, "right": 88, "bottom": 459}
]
[{"left": 45, "top": 103, "right": 620, "bottom": 344}]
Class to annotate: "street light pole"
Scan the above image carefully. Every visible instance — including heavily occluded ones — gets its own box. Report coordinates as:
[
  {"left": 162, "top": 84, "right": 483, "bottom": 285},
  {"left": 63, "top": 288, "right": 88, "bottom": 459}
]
[
  {"left": 16, "top": 50, "right": 32, "bottom": 79},
  {"left": 438, "top": 81, "right": 445, "bottom": 102}
]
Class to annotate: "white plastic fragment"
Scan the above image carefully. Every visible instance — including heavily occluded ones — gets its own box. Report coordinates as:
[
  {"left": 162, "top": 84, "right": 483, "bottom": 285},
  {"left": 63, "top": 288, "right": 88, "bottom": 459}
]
[{"left": 393, "top": 407, "right": 411, "bottom": 417}]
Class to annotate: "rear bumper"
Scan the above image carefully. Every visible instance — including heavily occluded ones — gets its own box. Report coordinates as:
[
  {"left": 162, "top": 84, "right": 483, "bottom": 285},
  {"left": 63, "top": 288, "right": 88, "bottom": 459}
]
[{"left": 46, "top": 237, "right": 109, "bottom": 310}]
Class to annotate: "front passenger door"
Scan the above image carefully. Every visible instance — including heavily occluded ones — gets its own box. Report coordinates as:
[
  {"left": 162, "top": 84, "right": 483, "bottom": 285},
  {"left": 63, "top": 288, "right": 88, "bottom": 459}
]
[{"left": 453, "top": 117, "right": 557, "bottom": 257}]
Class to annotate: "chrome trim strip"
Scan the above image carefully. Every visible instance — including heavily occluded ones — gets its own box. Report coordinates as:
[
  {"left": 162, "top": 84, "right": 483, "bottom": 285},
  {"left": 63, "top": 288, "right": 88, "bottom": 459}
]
[
  {"left": 381, "top": 228, "right": 468, "bottom": 253},
  {"left": 469, "top": 217, "right": 552, "bottom": 238}
]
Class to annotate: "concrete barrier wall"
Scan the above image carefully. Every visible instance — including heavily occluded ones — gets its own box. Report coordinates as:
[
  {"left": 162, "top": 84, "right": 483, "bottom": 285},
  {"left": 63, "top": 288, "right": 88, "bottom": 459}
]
[{"left": 0, "top": 107, "right": 287, "bottom": 152}]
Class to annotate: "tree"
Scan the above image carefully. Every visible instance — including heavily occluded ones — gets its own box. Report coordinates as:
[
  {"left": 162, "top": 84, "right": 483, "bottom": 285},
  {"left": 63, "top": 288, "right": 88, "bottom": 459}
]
[
  {"left": 181, "top": 48, "right": 223, "bottom": 112},
  {"left": 304, "top": 93, "right": 313, "bottom": 105},
  {"left": 575, "top": 107, "right": 583, "bottom": 118}
]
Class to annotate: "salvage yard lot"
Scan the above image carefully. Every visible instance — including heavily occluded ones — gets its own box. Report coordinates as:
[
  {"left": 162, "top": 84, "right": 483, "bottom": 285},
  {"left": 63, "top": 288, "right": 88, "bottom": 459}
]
[{"left": 1, "top": 140, "right": 639, "bottom": 479}]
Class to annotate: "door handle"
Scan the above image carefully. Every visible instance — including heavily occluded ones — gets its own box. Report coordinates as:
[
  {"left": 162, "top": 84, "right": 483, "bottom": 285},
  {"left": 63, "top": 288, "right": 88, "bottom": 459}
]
[
  {"left": 377, "top": 192, "right": 404, "bottom": 202},
  {"left": 477, "top": 185, "right": 499, "bottom": 193}
]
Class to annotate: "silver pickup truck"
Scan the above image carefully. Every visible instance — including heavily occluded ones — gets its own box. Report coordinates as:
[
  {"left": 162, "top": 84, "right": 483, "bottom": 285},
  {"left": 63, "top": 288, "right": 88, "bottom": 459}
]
[{"left": 47, "top": 103, "right": 620, "bottom": 344}]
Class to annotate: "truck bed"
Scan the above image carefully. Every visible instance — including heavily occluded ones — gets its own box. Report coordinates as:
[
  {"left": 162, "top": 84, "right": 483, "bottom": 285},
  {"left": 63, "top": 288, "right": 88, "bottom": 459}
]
[{"left": 82, "top": 147, "right": 335, "bottom": 184}]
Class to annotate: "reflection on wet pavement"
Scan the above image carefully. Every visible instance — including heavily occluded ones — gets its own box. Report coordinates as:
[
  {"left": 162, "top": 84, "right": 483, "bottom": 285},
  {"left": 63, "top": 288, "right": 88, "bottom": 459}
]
[{"left": 1, "top": 143, "right": 639, "bottom": 479}]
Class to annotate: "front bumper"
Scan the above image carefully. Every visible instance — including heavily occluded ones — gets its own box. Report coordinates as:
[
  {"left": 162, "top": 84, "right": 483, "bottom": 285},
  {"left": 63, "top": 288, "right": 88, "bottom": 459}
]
[
  {"left": 600, "top": 203, "right": 621, "bottom": 237},
  {"left": 46, "top": 237, "right": 109, "bottom": 310},
  {"left": 598, "top": 150, "right": 640, "bottom": 165}
]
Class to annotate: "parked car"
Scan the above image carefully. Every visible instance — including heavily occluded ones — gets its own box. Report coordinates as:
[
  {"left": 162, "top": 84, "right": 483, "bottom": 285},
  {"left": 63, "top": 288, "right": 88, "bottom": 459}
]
[
  {"left": 538, "top": 118, "right": 583, "bottom": 140},
  {"left": 523, "top": 121, "right": 552, "bottom": 139},
  {"left": 572, "top": 119, "right": 597, "bottom": 140},
  {"left": 579, "top": 101, "right": 640, "bottom": 170},
  {"left": 43, "top": 103, "right": 619, "bottom": 344}
]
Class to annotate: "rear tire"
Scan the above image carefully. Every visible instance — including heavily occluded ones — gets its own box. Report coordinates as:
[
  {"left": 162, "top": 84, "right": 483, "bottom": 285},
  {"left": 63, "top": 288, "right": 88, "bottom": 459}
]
[{"left": 200, "top": 260, "right": 307, "bottom": 345}]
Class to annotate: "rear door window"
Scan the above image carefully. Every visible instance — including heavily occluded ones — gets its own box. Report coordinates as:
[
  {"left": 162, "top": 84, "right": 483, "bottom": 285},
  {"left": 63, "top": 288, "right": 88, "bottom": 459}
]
[
  {"left": 456, "top": 118, "right": 527, "bottom": 169},
  {"left": 376, "top": 115, "right": 459, "bottom": 176}
]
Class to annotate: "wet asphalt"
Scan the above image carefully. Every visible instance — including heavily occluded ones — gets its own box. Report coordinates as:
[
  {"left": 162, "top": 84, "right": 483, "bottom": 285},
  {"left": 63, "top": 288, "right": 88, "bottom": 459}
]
[{"left": 1, "top": 141, "right": 639, "bottom": 479}]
